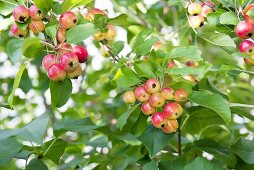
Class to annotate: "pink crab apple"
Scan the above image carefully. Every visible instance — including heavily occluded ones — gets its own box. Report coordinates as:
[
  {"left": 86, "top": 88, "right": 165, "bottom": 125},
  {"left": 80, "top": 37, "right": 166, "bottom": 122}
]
[
  {"left": 189, "top": 15, "right": 205, "bottom": 28},
  {"left": 29, "top": 5, "right": 43, "bottom": 20},
  {"left": 144, "top": 78, "right": 160, "bottom": 94},
  {"left": 105, "top": 25, "right": 116, "bottom": 41},
  {"left": 162, "top": 119, "right": 179, "bottom": 134},
  {"left": 67, "top": 64, "right": 82, "bottom": 79},
  {"left": 29, "top": 20, "right": 45, "bottom": 35},
  {"left": 58, "top": 43, "right": 72, "bottom": 55},
  {"left": 151, "top": 112, "right": 167, "bottom": 128},
  {"left": 73, "top": 46, "right": 89, "bottom": 63},
  {"left": 201, "top": 1, "right": 215, "bottom": 17},
  {"left": 123, "top": 91, "right": 136, "bottom": 104},
  {"left": 149, "top": 93, "right": 165, "bottom": 108},
  {"left": 164, "top": 102, "right": 183, "bottom": 119},
  {"left": 141, "top": 102, "right": 156, "bottom": 115},
  {"left": 236, "top": 20, "right": 254, "bottom": 39},
  {"left": 239, "top": 39, "right": 254, "bottom": 55},
  {"left": 134, "top": 86, "right": 150, "bottom": 102},
  {"left": 59, "top": 52, "right": 79, "bottom": 72},
  {"left": 10, "top": 23, "right": 28, "bottom": 38},
  {"left": 57, "top": 28, "right": 66, "bottom": 43},
  {"left": 59, "top": 12, "right": 77, "bottom": 29},
  {"left": 174, "top": 89, "right": 189, "bottom": 104},
  {"left": 47, "top": 64, "right": 66, "bottom": 81},
  {"left": 42, "top": 54, "right": 56, "bottom": 70},
  {"left": 13, "top": 5, "right": 29, "bottom": 23},
  {"left": 167, "top": 60, "right": 176, "bottom": 69},
  {"left": 187, "top": 3, "right": 202, "bottom": 16},
  {"left": 161, "top": 87, "right": 174, "bottom": 100}
]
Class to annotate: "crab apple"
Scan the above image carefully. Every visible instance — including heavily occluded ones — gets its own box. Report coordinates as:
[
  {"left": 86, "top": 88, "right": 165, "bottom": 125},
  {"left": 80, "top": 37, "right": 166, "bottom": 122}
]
[
  {"left": 47, "top": 64, "right": 66, "bottom": 81},
  {"left": 42, "top": 54, "right": 56, "bottom": 70},
  {"left": 105, "top": 25, "right": 116, "bottom": 41},
  {"left": 151, "top": 112, "right": 167, "bottom": 128},
  {"left": 189, "top": 15, "right": 205, "bottom": 28},
  {"left": 186, "top": 61, "right": 197, "bottom": 67},
  {"left": 187, "top": 3, "right": 202, "bottom": 16},
  {"left": 239, "top": 39, "right": 254, "bottom": 55},
  {"left": 144, "top": 78, "right": 160, "bottom": 94},
  {"left": 244, "top": 58, "right": 254, "bottom": 65},
  {"left": 153, "top": 41, "right": 163, "bottom": 51},
  {"left": 149, "top": 93, "right": 165, "bottom": 108},
  {"left": 164, "top": 102, "right": 183, "bottom": 119},
  {"left": 58, "top": 43, "right": 72, "bottom": 55},
  {"left": 141, "top": 102, "right": 155, "bottom": 115},
  {"left": 162, "top": 119, "right": 179, "bottom": 134},
  {"left": 10, "top": 23, "right": 28, "bottom": 38},
  {"left": 29, "top": 20, "right": 45, "bottom": 35},
  {"left": 236, "top": 20, "right": 254, "bottom": 39},
  {"left": 59, "top": 12, "right": 77, "bottom": 29},
  {"left": 29, "top": 5, "right": 43, "bottom": 20},
  {"left": 94, "top": 32, "right": 106, "bottom": 41},
  {"left": 161, "top": 87, "right": 174, "bottom": 100},
  {"left": 123, "top": 91, "right": 136, "bottom": 104},
  {"left": 57, "top": 28, "right": 66, "bottom": 43},
  {"left": 59, "top": 52, "right": 79, "bottom": 72},
  {"left": 90, "top": 8, "right": 107, "bottom": 16},
  {"left": 174, "top": 89, "right": 189, "bottom": 104},
  {"left": 99, "top": 46, "right": 110, "bottom": 57},
  {"left": 67, "top": 64, "right": 82, "bottom": 79},
  {"left": 73, "top": 46, "right": 88, "bottom": 63},
  {"left": 134, "top": 86, "right": 150, "bottom": 102},
  {"left": 13, "top": 5, "right": 29, "bottom": 23},
  {"left": 201, "top": 1, "right": 215, "bottom": 17},
  {"left": 167, "top": 60, "right": 176, "bottom": 69}
]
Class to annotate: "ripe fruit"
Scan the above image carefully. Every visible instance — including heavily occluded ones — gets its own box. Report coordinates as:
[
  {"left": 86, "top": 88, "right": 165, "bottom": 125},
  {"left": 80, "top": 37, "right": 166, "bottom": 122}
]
[
  {"left": 201, "top": 1, "right": 215, "bottom": 17},
  {"left": 164, "top": 102, "right": 183, "bottom": 119},
  {"left": 134, "top": 86, "right": 150, "bottom": 102},
  {"left": 161, "top": 87, "right": 174, "bottom": 100},
  {"left": 236, "top": 20, "right": 254, "bottom": 39},
  {"left": 94, "top": 32, "right": 106, "bottom": 41},
  {"left": 244, "top": 58, "right": 254, "bottom": 65},
  {"left": 67, "top": 64, "right": 82, "bottom": 79},
  {"left": 144, "top": 78, "right": 160, "bottom": 94},
  {"left": 100, "top": 46, "right": 110, "bottom": 57},
  {"left": 141, "top": 102, "right": 156, "bottom": 115},
  {"left": 59, "top": 12, "right": 77, "bottom": 29},
  {"left": 10, "top": 23, "right": 28, "bottom": 38},
  {"left": 167, "top": 61, "right": 176, "bottom": 69},
  {"left": 29, "top": 20, "right": 45, "bottom": 35},
  {"left": 90, "top": 8, "right": 107, "bottom": 16},
  {"left": 42, "top": 54, "right": 55, "bottom": 70},
  {"left": 123, "top": 91, "right": 136, "bottom": 104},
  {"left": 162, "top": 119, "right": 179, "bottom": 134},
  {"left": 59, "top": 52, "right": 79, "bottom": 71},
  {"left": 13, "top": 5, "right": 29, "bottom": 23},
  {"left": 151, "top": 112, "right": 167, "bottom": 128},
  {"left": 57, "top": 28, "right": 66, "bottom": 43},
  {"left": 189, "top": 15, "right": 205, "bottom": 28},
  {"left": 186, "top": 61, "right": 197, "bottom": 67},
  {"left": 174, "top": 89, "right": 189, "bottom": 104},
  {"left": 29, "top": 5, "right": 43, "bottom": 20},
  {"left": 105, "top": 25, "right": 116, "bottom": 41},
  {"left": 73, "top": 46, "right": 88, "bottom": 63},
  {"left": 58, "top": 43, "right": 72, "bottom": 55},
  {"left": 149, "top": 93, "right": 165, "bottom": 108},
  {"left": 47, "top": 64, "right": 66, "bottom": 81},
  {"left": 239, "top": 39, "right": 254, "bottom": 55},
  {"left": 187, "top": 3, "right": 202, "bottom": 16}
]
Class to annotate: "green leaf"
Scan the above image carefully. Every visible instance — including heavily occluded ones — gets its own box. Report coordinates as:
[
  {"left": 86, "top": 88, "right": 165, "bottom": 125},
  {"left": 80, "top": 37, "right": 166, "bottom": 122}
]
[
  {"left": 33, "top": 0, "right": 53, "bottom": 13},
  {"left": 183, "top": 157, "right": 224, "bottom": 170},
  {"left": 134, "top": 61, "right": 157, "bottom": 78},
  {"left": 66, "top": 23, "right": 95, "bottom": 44},
  {"left": 158, "top": 156, "right": 188, "bottom": 170},
  {"left": 25, "top": 159, "right": 48, "bottom": 170},
  {"left": 22, "top": 38, "right": 42, "bottom": 58},
  {"left": 45, "top": 25, "right": 57, "bottom": 40},
  {"left": 0, "top": 0, "right": 17, "bottom": 16},
  {"left": 230, "top": 137, "right": 254, "bottom": 164},
  {"left": 167, "top": 66, "right": 207, "bottom": 75},
  {"left": 8, "top": 63, "right": 26, "bottom": 107},
  {"left": 112, "top": 41, "right": 124, "bottom": 56},
  {"left": 168, "top": 46, "right": 202, "bottom": 61},
  {"left": 16, "top": 20, "right": 30, "bottom": 31},
  {"left": 230, "top": 107, "right": 254, "bottom": 121},
  {"left": 115, "top": 67, "right": 142, "bottom": 88},
  {"left": 6, "top": 39, "right": 24, "bottom": 63},
  {"left": 50, "top": 79, "right": 72, "bottom": 108},
  {"left": 246, "top": 8, "right": 254, "bottom": 20},
  {"left": 108, "top": 14, "right": 128, "bottom": 26},
  {"left": 143, "top": 161, "right": 158, "bottom": 170},
  {"left": 0, "top": 138, "right": 22, "bottom": 164},
  {"left": 62, "top": 0, "right": 92, "bottom": 12},
  {"left": 138, "top": 125, "right": 175, "bottom": 156},
  {"left": 219, "top": 12, "right": 238, "bottom": 25},
  {"left": 189, "top": 91, "right": 231, "bottom": 125}
]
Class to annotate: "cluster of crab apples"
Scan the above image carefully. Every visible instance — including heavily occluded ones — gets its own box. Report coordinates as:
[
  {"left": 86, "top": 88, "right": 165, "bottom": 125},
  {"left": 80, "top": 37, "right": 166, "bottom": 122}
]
[
  {"left": 123, "top": 78, "right": 188, "bottom": 134},
  {"left": 187, "top": 1, "right": 215, "bottom": 29}
]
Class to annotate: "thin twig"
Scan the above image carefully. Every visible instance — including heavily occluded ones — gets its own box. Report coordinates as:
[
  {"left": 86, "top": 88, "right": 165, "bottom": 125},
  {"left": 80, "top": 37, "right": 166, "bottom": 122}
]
[{"left": 178, "top": 127, "right": 182, "bottom": 156}]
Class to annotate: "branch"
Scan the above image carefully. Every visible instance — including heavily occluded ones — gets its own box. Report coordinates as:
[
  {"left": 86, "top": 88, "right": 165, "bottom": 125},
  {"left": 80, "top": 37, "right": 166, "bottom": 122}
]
[
  {"left": 178, "top": 127, "right": 182, "bottom": 156},
  {"left": 40, "top": 41, "right": 56, "bottom": 50}
]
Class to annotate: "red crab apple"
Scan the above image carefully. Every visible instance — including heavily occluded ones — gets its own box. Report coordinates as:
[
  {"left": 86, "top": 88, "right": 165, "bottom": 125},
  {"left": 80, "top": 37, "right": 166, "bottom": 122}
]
[
  {"left": 134, "top": 86, "right": 150, "bottom": 102},
  {"left": 13, "top": 5, "right": 29, "bottom": 23},
  {"left": 73, "top": 46, "right": 89, "bottom": 63},
  {"left": 29, "top": 20, "right": 45, "bottom": 35},
  {"left": 161, "top": 87, "right": 174, "bottom": 100},
  {"left": 67, "top": 64, "right": 82, "bottom": 79},
  {"left": 59, "top": 12, "right": 77, "bottom": 29},
  {"left": 187, "top": 3, "right": 202, "bottom": 16},
  {"left": 10, "top": 23, "right": 28, "bottom": 38},
  {"left": 42, "top": 54, "right": 55, "bottom": 70},
  {"left": 151, "top": 112, "right": 167, "bottom": 128},
  {"left": 123, "top": 91, "right": 136, "bottom": 104},
  {"left": 236, "top": 20, "right": 254, "bottom": 39},
  {"left": 244, "top": 58, "right": 254, "bottom": 65},
  {"left": 57, "top": 28, "right": 66, "bottom": 43},
  {"left": 59, "top": 52, "right": 79, "bottom": 72},
  {"left": 189, "top": 15, "right": 205, "bottom": 28},
  {"left": 47, "top": 64, "right": 66, "bottom": 81},
  {"left": 58, "top": 43, "right": 72, "bottom": 55},
  {"left": 167, "top": 60, "right": 176, "bottom": 69},
  {"left": 29, "top": 5, "right": 43, "bottom": 20},
  {"left": 105, "top": 25, "right": 116, "bottom": 41},
  {"left": 149, "top": 93, "right": 165, "bottom": 108},
  {"left": 186, "top": 61, "right": 197, "bottom": 67},
  {"left": 141, "top": 102, "right": 156, "bottom": 115},
  {"left": 162, "top": 119, "right": 179, "bottom": 134},
  {"left": 174, "top": 89, "right": 189, "bottom": 104},
  {"left": 164, "top": 102, "right": 183, "bottom": 119},
  {"left": 144, "top": 78, "right": 160, "bottom": 94},
  {"left": 239, "top": 39, "right": 254, "bottom": 55},
  {"left": 201, "top": 1, "right": 215, "bottom": 17}
]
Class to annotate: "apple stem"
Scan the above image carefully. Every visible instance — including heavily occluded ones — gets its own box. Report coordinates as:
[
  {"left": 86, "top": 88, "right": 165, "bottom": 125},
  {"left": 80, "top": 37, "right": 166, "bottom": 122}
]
[
  {"left": 40, "top": 41, "right": 56, "bottom": 50},
  {"left": 178, "top": 126, "right": 182, "bottom": 156}
]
